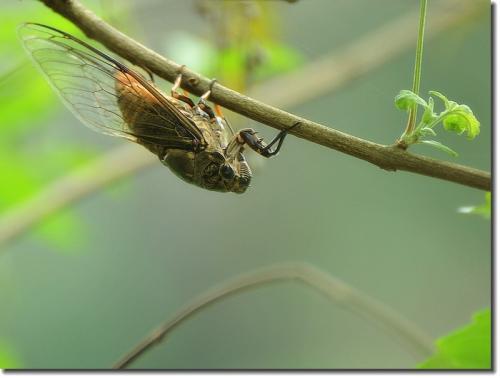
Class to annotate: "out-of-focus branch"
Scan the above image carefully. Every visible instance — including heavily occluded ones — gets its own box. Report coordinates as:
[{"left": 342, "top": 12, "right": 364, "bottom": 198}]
[
  {"left": 0, "top": 0, "right": 488, "bottom": 249},
  {"left": 113, "top": 262, "right": 434, "bottom": 369},
  {"left": 0, "top": 145, "right": 154, "bottom": 248},
  {"left": 248, "top": 0, "right": 477, "bottom": 109},
  {"left": 37, "top": 0, "right": 490, "bottom": 191}
]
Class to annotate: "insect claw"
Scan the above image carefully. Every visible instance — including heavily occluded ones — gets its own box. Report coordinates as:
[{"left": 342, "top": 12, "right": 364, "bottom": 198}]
[
  {"left": 201, "top": 78, "right": 217, "bottom": 102},
  {"left": 208, "top": 78, "right": 217, "bottom": 91},
  {"left": 287, "top": 121, "right": 301, "bottom": 132},
  {"left": 172, "top": 65, "right": 187, "bottom": 93},
  {"left": 172, "top": 75, "right": 182, "bottom": 93},
  {"left": 176, "top": 64, "right": 187, "bottom": 75},
  {"left": 141, "top": 66, "right": 155, "bottom": 82}
]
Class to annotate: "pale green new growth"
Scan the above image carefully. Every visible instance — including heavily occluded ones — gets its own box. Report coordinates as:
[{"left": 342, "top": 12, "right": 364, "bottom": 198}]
[
  {"left": 396, "top": 0, "right": 480, "bottom": 157},
  {"left": 395, "top": 90, "right": 480, "bottom": 156}
]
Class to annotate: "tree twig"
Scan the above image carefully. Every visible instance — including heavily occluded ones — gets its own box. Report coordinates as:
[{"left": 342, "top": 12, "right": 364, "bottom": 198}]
[
  {"left": 0, "top": 0, "right": 489, "bottom": 249},
  {"left": 37, "top": 0, "right": 490, "bottom": 191},
  {"left": 113, "top": 262, "right": 434, "bottom": 369}
]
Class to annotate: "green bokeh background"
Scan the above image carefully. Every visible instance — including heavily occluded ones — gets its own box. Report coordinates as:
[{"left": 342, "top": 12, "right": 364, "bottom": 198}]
[{"left": 0, "top": 0, "right": 491, "bottom": 369}]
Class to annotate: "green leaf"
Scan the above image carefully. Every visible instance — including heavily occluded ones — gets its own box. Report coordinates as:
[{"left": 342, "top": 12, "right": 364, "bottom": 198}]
[
  {"left": 419, "top": 309, "right": 491, "bottom": 369},
  {"left": 443, "top": 105, "right": 480, "bottom": 139},
  {"left": 429, "top": 90, "right": 451, "bottom": 109},
  {"left": 395, "top": 89, "right": 427, "bottom": 110},
  {"left": 458, "top": 192, "right": 491, "bottom": 219},
  {"left": 419, "top": 127, "right": 436, "bottom": 137},
  {"left": 422, "top": 96, "right": 437, "bottom": 124},
  {"left": 427, "top": 91, "right": 480, "bottom": 139},
  {"left": 418, "top": 140, "right": 458, "bottom": 157}
]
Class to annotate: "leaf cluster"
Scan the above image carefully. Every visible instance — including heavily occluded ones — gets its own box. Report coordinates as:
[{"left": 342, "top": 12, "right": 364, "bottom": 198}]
[{"left": 395, "top": 90, "right": 480, "bottom": 156}]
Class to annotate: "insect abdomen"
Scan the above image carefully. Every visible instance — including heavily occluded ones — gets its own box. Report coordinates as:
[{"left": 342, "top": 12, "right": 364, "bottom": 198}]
[{"left": 114, "top": 71, "right": 175, "bottom": 155}]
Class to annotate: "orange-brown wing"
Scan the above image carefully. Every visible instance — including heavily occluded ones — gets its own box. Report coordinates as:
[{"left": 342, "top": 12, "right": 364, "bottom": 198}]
[
  {"left": 18, "top": 22, "right": 205, "bottom": 150},
  {"left": 113, "top": 70, "right": 201, "bottom": 150}
]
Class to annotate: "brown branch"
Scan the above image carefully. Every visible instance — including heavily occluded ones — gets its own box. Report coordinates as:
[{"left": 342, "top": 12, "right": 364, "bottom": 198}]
[
  {"left": 0, "top": 0, "right": 488, "bottom": 249},
  {"left": 38, "top": 0, "right": 490, "bottom": 191},
  {"left": 113, "top": 262, "right": 434, "bottom": 369}
]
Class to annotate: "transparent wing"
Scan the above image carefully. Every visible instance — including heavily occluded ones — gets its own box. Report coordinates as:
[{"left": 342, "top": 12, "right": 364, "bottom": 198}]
[{"left": 18, "top": 23, "right": 204, "bottom": 148}]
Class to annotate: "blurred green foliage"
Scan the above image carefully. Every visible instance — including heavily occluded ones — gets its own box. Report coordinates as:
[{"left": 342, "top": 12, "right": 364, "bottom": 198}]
[
  {"left": 0, "top": 6, "right": 97, "bottom": 249},
  {"left": 166, "top": 0, "right": 303, "bottom": 91},
  {"left": 458, "top": 192, "right": 491, "bottom": 219},
  {"left": 0, "top": 342, "right": 20, "bottom": 368},
  {"left": 165, "top": 35, "right": 302, "bottom": 89},
  {"left": 0, "top": 71, "right": 54, "bottom": 136},
  {"left": 418, "top": 309, "right": 491, "bottom": 369}
]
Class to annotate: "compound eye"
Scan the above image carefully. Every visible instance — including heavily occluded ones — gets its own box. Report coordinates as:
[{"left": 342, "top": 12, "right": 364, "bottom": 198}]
[{"left": 219, "top": 164, "right": 235, "bottom": 180}]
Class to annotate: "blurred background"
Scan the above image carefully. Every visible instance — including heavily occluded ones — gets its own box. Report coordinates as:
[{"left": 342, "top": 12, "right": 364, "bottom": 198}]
[{"left": 0, "top": 0, "right": 490, "bottom": 369}]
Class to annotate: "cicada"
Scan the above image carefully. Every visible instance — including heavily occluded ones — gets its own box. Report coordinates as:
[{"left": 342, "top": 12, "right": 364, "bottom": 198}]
[{"left": 19, "top": 23, "right": 295, "bottom": 193}]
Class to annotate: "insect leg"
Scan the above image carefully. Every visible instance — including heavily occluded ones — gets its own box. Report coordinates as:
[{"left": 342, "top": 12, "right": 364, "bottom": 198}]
[
  {"left": 171, "top": 66, "right": 196, "bottom": 107},
  {"left": 196, "top": 79, "right": 218, "bottom": 120},
  {"left": 229, "top": 122, "right": 299, "bottom": 158},
  {"left": 141, "top": 66, "right": 155, "bottom": 82},
  {"left": 195, "top": 79, "right": 236, "bottom": 135}
]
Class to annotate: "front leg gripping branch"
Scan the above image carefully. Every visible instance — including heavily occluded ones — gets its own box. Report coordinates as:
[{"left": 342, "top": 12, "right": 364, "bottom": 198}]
[{"left": 238, "top": 122, "right": 300, "bottom": 158}]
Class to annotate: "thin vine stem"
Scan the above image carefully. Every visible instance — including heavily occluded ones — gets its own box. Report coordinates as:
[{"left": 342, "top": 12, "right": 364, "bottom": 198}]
[{"left": 401, "top": 0, "right": 428, "bottom": 144}]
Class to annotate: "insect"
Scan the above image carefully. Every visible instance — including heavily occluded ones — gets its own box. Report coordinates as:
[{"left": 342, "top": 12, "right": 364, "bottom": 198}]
[{"left": 19, "top": 23, "right": 296, "bottom": 193}]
